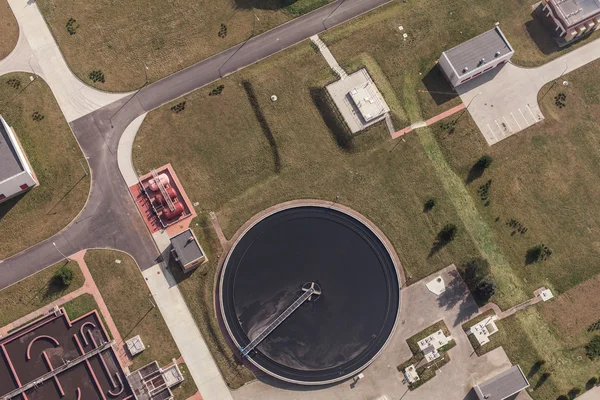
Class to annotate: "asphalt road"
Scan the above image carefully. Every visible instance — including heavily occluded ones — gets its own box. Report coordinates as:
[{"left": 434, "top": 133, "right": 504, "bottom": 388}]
[{"left": 0, "top": 0, "right": 392, "bottom": 289}]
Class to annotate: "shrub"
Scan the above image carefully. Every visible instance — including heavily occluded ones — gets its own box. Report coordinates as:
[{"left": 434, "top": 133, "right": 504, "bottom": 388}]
[
  {"left": 585, "top": 377, "right": 598, "bottom": 390},
  {"left": 557, "top": 396, "right": 569, "bottom": 400},
  {"left": 586, "top": 336, "right": 600, "bottom": 360},
  {"left": 476, "top": 155, "right": 493, "bottom": 169},
  {"left": 423, "top": 198, "right": 436, "bottom": 212},
  {"left": 438, "top": 224, "right": 457, "bottom": 244},
  {"left": 54, "top": 266, "right": 73, "bottom": 287},
  {"left": 568, "top": 387, "right": 581, "bottom": 399}
]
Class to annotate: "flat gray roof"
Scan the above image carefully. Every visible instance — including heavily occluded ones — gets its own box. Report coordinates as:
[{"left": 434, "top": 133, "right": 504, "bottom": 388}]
[
  {"left": 443, "top": 27, "right": 513, "bottom": 78},
  {"left": 170, "top": 229, "right": 204, "bottom": 266},
  {"left": 549, "top": 0, "right": 600, "bottom": 27},
  {"left": 475, "top": 365, "right": 530, "bottom": 400},
  {"left": 0, "top": 116, "right": 24, "bottom": 182}
]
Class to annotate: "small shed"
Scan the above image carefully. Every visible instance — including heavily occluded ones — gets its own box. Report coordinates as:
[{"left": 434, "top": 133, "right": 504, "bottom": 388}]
[
  {"left": 126, "top": 335, "right": 146, "bottom": 356},
  {"left": 438, "top": 26, "right": 514, "bottom": 87},
  {"left": 474, "top": 365, "right": 530, "bottom": 400},
  {"left": 170, "top": 229, "right": 207, "bottom": 272},
  {"left": 404, "top": 364, "right": 420, "bottom": 384}
]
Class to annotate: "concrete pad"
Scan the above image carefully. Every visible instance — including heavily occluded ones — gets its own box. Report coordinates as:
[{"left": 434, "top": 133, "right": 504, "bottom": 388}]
[{"left": 426, "top": 276, "right": 446, "bottom": 295}]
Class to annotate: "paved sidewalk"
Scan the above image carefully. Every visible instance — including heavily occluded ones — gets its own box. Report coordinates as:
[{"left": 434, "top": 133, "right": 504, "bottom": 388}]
[
  {"left": 459, "top": 37, "right": 600, "bottom": 145},
  {"left": 310, "top": 35, "right": 348, "bottom": 79},
  {"left": 143, "top": 232, "right": 233, "bottom": 400},
  {"left": 0, "top": 0, "right": 128, "bottom": 122},
  {"left": 391, "top": 103, "right": 466, "bottom": 139}
]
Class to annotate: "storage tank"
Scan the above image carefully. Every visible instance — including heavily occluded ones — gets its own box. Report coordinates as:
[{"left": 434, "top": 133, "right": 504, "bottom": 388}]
[
  {"left": 163, "top": 201, "right": 185, "bottom": 220},
  {"left": 155, "top": 187, "right": 178, "bottom": 206},
  {"left": 148, "top": 174, "right": 170, "bottom": 191}
]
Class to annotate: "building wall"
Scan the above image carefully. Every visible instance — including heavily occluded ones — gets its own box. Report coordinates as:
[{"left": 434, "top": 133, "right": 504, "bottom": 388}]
[{"left": 0, "top": 117, "right": 37, "bottom": 203}]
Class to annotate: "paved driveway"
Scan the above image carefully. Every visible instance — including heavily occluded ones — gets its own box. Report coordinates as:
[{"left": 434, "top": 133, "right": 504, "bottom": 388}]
[
  {"left": 459, "top": 37, "right": 600, "bottom": 145},
  {"left": 232, "top": 265, "right": 519, "bottom": 400}
]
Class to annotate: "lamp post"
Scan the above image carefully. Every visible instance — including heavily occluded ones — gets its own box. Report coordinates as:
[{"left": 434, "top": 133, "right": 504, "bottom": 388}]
[
  {"left": 454, "top": 91, "right": 482, "bottom": 123},
  {"left": 466, "top": 91, "right": 482, "bottom": 110},
  {"left": 52, "top": 242, "right": 69, "bottom": 261},
  {"left": 110, "top": 62, "right": 149, "bottom": 128}
]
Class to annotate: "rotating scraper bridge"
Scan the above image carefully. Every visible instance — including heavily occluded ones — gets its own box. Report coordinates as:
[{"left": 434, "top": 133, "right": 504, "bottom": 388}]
[{"left": 241, "top": 282, "right": 321, "bottom": 358}]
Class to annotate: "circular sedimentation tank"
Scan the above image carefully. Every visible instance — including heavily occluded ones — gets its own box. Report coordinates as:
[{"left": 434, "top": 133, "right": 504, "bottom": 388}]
[{"left": 219, "top": 204, "right": 400, "bottom": 385}]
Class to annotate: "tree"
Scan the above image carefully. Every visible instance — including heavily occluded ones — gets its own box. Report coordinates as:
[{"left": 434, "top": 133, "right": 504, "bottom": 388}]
[
  {"left": 54, "top": 266, "right": 73, "bottom": 287},
  {"left": 585, "top": 377, "right": 598, "bottom": 390},
  {"left": 423, "top": 198, "right": 436, "bottom": 213},
  {"left": 526, "top": 245, "right": 544, "bottom": 264},
  {"left": 586, "top": 336, "right": 600, "bottom": 360},
  {"left": 474, "top": 276, "right": 497, "bottom": 302},
  {"left": 465, "top": 258, "right": 490, "bottom": 286},
  {"left": 438, "top": 224, "right": 457, "bottom": 244},
  {"left": 476, "top": 155, "right": 493, "bottom": 170}
]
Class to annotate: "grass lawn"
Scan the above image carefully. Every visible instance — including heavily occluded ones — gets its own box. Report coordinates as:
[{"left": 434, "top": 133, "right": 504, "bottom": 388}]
[
  {"left": 0, "top": 260, "right": 83, "bottom": 327},
  {"left": 84, "top": 250, "right": 181, "bottom": 370},
  {"left": 321, "top": 0, "right": 600, "bottom": 126},
  {"left": 134, "top": 42, "right": 481, "bottom": 387},
  {"left": 171, "top": 215, "right": 255, "bottom": 389},
  {"left": 425, "top": 60, "right": 600, "bottom": 399},
  {"left": 171, "top": 363, "right": 199, "bottom": 399},
  {"left": 0, "top": 73, "right": 90, "bottom": 259},
  {"left": 0, "top": 0, "right": 18, "bottom": 60},
  {"left": 37, "top": 0, "right": 331, "bottom": 91}
]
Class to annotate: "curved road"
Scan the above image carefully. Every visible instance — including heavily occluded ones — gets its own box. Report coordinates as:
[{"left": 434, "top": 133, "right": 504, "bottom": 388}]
[{"left": 0, "top": 0, "right": 392, "bottom": 289}]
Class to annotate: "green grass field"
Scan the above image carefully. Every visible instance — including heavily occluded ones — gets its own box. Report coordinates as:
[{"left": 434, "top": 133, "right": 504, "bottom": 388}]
[
  {"left": 84, "top": 250, "right": 183, "bottom": 371},
  {"left": 0, "top": 73, "right": 90, "bottom": 259},
  {"left": 0, "top": 0, "right": 18, "bottom": 60},
  {"left": 0, "top": 260, "right": 83, "bottom": 327},
  {"left": 37, "top": 0, "right": 331, "bottom": 91}
]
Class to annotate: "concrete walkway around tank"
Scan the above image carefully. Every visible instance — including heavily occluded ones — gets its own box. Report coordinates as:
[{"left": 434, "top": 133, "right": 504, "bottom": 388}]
[
  {"left": 458, "top": 37, "right": 600, "bottom": 145},
  {"left": 143, "top": 232, "right": 233, "bottom": 400},
  {"left": 0, "top": 0, "right": 128, "bottom": 122},
  {"left": 0, "top": 250, "right": 131, "bottom": 367},
  {"left": 232, "top": 264, "right": 529, "bottom": 400}
]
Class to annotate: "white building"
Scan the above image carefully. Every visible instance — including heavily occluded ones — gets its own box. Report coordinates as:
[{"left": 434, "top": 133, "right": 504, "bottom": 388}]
[
  {"left": 417, "top": 329, "right": 452, "bottom": 362},
  {"left": 326, "top": 68, "right": 390, "bottom": 133},
  {"left": 439, "top": 26, "right": 514, "bottom": 88},
  {"left": 403, "top": 364, "right": 420, "bottom": 384},
  {"left": 0, "top": 115, "right": 37, "bottom": 203},
  {"left": 467, "top": 315, "right": 499, "bottom": 346}
]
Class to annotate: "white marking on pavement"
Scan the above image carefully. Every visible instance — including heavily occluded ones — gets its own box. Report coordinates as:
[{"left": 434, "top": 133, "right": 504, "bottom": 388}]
[
  {"left": 519, "top": 108, "right": 531, "bottom": 126},
  {"left": 511, "top": 112, "right": 522, "bottom": 130},
  {"left": 503, "top": 116, "right": 513, "bottom": 132},
  {"left": 526, "top": 104, "right": 537, "bottom": 122},
  {"left": 487, "top": 124, "right": 498, "bottom": 142}
]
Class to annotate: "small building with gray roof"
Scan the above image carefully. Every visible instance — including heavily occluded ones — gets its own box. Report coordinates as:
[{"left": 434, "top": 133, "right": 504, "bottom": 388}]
[
  {"left": 0, "top": 114, "right": 37, "bottom": 203},
  {"left": 438, "top": 25, "right": 514, "bottom": 88},
  {"left": 170, "top": 228, "right": 207, "bottom": 272},
  {"left": 474, "top": 364, "right": 530, "bottom": 400}
]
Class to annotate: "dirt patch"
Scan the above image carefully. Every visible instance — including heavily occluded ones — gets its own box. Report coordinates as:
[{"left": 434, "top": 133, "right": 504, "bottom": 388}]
[{"left": 539, "top": 275, "right": 600, "bottom": 339}]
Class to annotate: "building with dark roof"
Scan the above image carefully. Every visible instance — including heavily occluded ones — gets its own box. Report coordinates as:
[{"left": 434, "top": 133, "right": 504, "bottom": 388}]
[
  {"left": 438, "top": 26, "right": 514, "bottom": 88},
  {"left": 541, "top": 0, "right": 600, "bottom": 45},
  {"left": 170, "top": 228, "right": 207, "bottom": 272},
  {"left": 474, "top": 365, "right": 530, "bottom": 400},
  {"left": 0, "top": 115, "right": 37, "bottom": 203}
]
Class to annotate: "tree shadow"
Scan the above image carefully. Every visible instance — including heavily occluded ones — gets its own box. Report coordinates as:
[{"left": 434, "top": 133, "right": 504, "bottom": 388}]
[
  {"left": 421, "top": 65, "right": 457, "bottom": 106},
  {"left": 527, "top": 360, "right": 545, "bottom": 378},
  {"left": 233, "top": 0, "right": 298, "bottom": 10},
  {"left": 465, "top": 163, "right": 486, "bottom": 184},
  {"left": 242, "top": 81, "right": 281, "bottom": 173},
  {"left": 437, "top": 269, "right": 478, "bottom": 327},
  {"left": 428, "top": 224, "right": 456, "bottom": 258},
  {"left": 309, "top": 87, "right": 354, "bottom": 152}
]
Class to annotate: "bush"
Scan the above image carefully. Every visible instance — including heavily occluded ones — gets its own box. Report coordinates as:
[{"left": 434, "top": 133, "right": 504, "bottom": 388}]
[
  {"left": 423, "top": 198, "right": 436, "bottom": 212},
  {"left": 54, "top": 266, "right": 73, "bottom": 287},
  {"left": 568, "top": 387, "right": 581, "bottom": 399},
  {"left": 557, "top": 396, "right": 569, "bottom": 400},
  {"left": 438, "top": 224, "right": 457, "bottom": 244},
  {"left": 585, "top": 377, "right": 598, "bottom": 390},
  {"left": 476, "top": 155, "right": 493, "bottom": 169},
  {"left": 586, "top": 336, "right": 600, "bottom": 360}
]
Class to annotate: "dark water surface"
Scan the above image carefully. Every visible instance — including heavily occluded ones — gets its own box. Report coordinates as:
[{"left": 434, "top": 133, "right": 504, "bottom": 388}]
[{"left": 220, "top": 206, "right": 400, "bottom": 383}]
